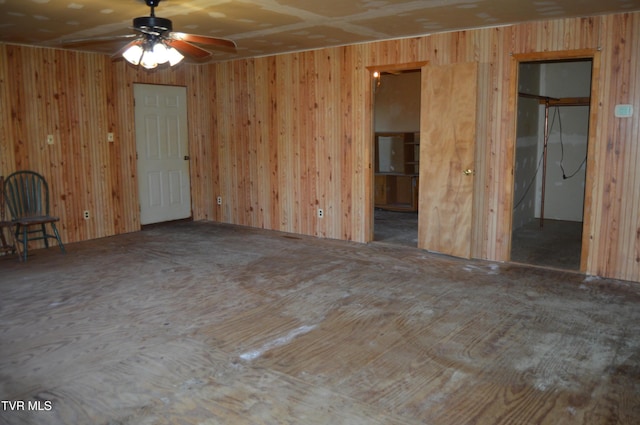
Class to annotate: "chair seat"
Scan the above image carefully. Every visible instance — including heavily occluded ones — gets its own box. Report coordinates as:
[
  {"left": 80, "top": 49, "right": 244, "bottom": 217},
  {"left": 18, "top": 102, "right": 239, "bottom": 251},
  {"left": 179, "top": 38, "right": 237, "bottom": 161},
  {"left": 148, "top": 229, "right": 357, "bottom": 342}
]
[{"left": 14, "top": 216, "right": 60, "bottom": 225}]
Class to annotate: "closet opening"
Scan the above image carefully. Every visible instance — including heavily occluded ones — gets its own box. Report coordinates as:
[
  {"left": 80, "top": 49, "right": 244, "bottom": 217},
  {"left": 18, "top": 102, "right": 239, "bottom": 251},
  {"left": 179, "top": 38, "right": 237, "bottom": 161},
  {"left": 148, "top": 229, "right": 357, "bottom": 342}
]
[
  {"left": 511, "top": 58, "right": 593, "bottom": 270},
  {"left": 372, "top": 68, "right": 421, "bottom": 247}
]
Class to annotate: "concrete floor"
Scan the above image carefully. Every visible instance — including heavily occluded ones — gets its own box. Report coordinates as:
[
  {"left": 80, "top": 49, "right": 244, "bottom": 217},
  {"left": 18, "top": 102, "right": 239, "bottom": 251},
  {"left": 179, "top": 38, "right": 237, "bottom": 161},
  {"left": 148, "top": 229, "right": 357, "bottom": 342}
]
[
  {"left": 373, "top": 209, "right": 418, "bottom": 247},
  {"left": 510, "top": 219, "right": 582, "bottom": 270},
  {"left": 374, "top": 209, "right": 582, "bottom": 271},
  {"left": 0, "top": 221, "right": 638, "bottom": 424}
]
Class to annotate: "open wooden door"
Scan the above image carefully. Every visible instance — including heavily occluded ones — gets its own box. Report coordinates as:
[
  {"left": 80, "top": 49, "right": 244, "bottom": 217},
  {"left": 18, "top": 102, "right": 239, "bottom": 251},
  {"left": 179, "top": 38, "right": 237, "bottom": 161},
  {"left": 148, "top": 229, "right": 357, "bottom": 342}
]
[{"left": 418, "top": 62, "right": 478, "bottom": 258}]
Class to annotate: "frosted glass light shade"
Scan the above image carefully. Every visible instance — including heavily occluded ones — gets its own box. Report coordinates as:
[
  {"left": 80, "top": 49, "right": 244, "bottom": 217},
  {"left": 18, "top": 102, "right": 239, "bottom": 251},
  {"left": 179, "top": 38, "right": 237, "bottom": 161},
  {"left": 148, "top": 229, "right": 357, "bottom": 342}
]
[
  {"left": 167, "top": 47, "right": 184, "bottom": 66},
  {"left": 140, "top": 50, "right": 158, "bottom": 69},
  {"left": 122, "top": 44, "right": 144, "bottom": 65},
  {"left": 153, "top": 42, "right": 169, "bottom": 64}
]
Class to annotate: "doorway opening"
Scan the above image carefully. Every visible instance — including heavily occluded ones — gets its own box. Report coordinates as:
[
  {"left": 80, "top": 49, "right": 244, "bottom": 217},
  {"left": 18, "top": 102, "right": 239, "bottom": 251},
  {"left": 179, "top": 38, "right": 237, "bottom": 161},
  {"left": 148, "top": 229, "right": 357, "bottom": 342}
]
[
  {"left": 511, "top": 59, "right": 593, "bottom": 270},
  {"left": 372, "top": 69, "right": 421, "bottom": 247}
]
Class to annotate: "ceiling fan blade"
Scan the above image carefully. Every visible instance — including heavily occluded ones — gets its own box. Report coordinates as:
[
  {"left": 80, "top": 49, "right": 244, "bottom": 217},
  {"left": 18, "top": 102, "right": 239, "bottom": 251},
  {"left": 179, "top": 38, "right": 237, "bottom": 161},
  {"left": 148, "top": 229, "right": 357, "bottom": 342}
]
[
  {"left": 166, "top": 39, "right": 212, "bottom": 60},
  {"left": 171, "top": 33, "right": 237, "bottom": 53},
  {"left": 111, "top": 38, "right": 144, "bottom": 60}
]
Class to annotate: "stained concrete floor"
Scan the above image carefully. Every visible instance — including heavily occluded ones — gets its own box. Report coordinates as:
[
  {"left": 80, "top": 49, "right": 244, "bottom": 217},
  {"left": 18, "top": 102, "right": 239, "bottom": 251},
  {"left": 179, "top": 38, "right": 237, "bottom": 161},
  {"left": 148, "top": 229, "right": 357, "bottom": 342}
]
[
  {"left": 0, "top": 220, "right": 638, "bottom": 424},
  {"left": 374, "top": 209, "right": 582, "bottom": 271},
  {"left": 510, "top": 218, "right": 583, "bottom": 270},
  {"left": 374, "top": 209, "right": 418, "bottom": 247}
]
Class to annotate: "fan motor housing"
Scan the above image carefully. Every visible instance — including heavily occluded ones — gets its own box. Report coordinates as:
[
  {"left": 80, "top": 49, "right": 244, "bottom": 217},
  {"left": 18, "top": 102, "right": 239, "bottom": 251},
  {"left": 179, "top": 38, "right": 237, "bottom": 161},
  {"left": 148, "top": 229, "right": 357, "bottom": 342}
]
[{"left": 133, "top": 16, "right": 173, "bottom": 33}]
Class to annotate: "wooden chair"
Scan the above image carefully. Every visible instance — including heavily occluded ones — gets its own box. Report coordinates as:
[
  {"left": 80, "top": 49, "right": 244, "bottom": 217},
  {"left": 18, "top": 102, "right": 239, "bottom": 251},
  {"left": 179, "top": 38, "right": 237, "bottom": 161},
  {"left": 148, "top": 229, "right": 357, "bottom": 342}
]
[
  {"left": 4, "top": 171, "right": 65, "bottom": 261},
  {"left": 0, "top": 175, "right": 22, "bottom": 261}
]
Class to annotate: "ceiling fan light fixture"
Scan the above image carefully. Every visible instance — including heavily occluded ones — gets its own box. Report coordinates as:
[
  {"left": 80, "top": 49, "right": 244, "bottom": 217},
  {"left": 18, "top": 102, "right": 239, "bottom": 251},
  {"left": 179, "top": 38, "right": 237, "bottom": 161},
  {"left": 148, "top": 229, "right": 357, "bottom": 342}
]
[
  {"left": 167, "top": 47, "right": 184, "bottom": 66},
  {"left": 153, "top": 42, "right": 170, "bottom": 64},
  {"left": 122, "top": 40, "right": 183, "bottom": 69},
  {"left": 140, "top": 49, "right": 158, "bottom": 69},
  {"left": 122, "top": 44, "right": 144, "bottom": 65}
]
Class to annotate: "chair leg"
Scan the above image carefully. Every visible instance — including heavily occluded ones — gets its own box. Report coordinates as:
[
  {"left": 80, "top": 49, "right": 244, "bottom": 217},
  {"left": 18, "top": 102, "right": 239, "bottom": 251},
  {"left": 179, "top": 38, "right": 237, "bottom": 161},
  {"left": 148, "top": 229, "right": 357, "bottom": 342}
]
[
  {"left": 50, "top": 223, "right": 65, "bottom": 254},
  {"left": 11, "top": 226, "right": 22, "bottom": 262},
  {"left": 21, "top": 225, "right": 28, "bottom": 261},
  {"left": 42, "top": 224, "right": 49, "bottom": 248}
]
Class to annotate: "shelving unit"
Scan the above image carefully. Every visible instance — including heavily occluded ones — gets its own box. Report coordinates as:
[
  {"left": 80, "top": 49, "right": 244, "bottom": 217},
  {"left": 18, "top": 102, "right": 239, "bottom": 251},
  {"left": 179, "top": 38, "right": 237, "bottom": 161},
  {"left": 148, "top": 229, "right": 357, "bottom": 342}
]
[{"left": 374, "top": 132, "right": 420, "bottom": 212}]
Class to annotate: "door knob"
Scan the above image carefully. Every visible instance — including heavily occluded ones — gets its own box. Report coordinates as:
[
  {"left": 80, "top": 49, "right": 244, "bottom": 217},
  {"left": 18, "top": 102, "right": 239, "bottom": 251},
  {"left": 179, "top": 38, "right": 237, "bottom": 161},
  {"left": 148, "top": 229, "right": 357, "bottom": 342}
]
[{"left": 463, "top": 169, "right": 474, "bottom": 176}]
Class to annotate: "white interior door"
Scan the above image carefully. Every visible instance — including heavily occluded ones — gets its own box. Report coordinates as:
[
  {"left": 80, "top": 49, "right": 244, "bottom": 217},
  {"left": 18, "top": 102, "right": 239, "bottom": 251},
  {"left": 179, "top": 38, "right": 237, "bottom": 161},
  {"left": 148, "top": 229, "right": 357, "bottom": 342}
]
[{"left": 134, "top": 84, "right": 191, "bottom": 225}]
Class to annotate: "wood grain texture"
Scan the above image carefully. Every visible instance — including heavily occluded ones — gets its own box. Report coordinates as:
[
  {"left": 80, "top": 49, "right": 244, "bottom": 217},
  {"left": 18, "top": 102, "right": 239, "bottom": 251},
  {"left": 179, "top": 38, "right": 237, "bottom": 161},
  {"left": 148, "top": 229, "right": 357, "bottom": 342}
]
[
  {"left": 1, "top": 12, "right": 639, "bottom": 282},
  {"left": 419, "top": 62, "right": 478, "bottom": 258},
  {"left": 0, "top": 222, "right": 638, "bottom": 424}
]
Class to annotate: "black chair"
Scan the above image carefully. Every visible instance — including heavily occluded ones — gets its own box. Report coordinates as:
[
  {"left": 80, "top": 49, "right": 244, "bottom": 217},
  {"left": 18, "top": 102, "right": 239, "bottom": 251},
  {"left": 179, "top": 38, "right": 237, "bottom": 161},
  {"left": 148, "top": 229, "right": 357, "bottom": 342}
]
[{"left": 4, "top": 171, "right": 65, "bottom": 261}]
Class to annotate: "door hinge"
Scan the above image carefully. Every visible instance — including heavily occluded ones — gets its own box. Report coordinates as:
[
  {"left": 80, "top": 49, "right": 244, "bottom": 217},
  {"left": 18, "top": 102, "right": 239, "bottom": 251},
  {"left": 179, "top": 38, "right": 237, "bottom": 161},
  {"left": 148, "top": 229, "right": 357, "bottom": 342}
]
[{"left": 184, "top": 155, "right": 190, "bottom": 160}]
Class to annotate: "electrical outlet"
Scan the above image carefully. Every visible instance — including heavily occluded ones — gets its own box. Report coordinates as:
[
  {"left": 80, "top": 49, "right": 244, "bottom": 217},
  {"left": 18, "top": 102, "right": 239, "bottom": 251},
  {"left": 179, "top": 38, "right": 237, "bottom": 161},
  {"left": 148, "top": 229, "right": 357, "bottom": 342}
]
[
  {"left": 217, "top": 196, "right": 222, "bottom": 205},
  {"left": 83, "top": 210, "right": 90, "bottom": 220},
  {"left": 317, "top": 208, "right": 324, "bottom": 218},
  {"left": 47, "top": 134, "right": 54, "bottom": 145},
  {"left": 107, "top": 132, "right": 114, "bottom": 142}
]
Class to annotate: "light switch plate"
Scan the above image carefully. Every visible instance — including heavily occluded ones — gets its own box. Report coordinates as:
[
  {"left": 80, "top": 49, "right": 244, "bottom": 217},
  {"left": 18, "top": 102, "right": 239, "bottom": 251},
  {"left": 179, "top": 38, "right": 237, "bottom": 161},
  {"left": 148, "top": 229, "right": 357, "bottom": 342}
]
[{"left": 614, "top": 104, "right": 633, "bottom": 118}]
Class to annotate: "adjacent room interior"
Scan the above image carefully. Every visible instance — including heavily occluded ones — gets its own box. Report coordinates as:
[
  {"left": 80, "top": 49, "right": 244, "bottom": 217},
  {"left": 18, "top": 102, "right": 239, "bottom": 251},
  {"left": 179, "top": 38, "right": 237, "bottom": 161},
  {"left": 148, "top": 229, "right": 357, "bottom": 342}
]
[
  {"left": 511, "top": 59, "right": 592, "bottom": 271},
  {"left": 373, "top": 69, "right": 420, "bottom": 248}
]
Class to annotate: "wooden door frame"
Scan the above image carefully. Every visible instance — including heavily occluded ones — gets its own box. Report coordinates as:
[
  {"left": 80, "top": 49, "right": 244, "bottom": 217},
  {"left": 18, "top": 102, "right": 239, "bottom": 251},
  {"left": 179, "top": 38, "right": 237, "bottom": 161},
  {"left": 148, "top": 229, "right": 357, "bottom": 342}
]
[
  {"left": 507, "top": 49, "right": 601, "bottom": 272},
  {"left": 365, "top": 61, "right": 428, "bottom": 243}
]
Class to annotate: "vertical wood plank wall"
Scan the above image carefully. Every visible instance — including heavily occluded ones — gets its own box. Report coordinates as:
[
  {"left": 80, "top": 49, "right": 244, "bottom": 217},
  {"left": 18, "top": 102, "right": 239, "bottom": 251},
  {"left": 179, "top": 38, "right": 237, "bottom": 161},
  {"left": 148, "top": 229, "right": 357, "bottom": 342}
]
[{"left": 1, "top": 12, "right": 639, "bottom": 282}]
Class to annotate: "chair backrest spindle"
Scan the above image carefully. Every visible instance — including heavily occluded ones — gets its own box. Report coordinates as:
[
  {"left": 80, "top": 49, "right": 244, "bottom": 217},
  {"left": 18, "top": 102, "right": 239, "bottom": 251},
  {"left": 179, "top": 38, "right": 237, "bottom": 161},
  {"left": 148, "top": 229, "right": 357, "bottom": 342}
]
[{"left": 4, "top": 171, "right": 51, "bottom": 220}]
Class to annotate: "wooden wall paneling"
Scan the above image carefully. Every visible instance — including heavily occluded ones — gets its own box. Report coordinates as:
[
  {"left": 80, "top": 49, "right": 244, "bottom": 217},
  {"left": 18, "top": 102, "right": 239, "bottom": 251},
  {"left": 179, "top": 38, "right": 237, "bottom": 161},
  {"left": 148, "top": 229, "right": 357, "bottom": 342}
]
[
  {"left": 626, "top": 17, "right": 640, "bottom": 280},
  {"left": 589, "top": 16, "right": 615, "bottom": 278},
  {"left": 246, "top": 59, "right": 263, "bottom": 229},
  {"left": 340, "top": 47, "right": 354, "bottom": 241},
  {"left": 87, "top": 55, "right": 111, "bottom": 240},
  {"left": 250, "top": 58, "right": 268, "bottom": 229},
  {"left": 488, "top": 26, "right": 516, "bottom": 263},
  {"left": 68, "top": 51, "right": 88, "bottom": 242},
  {"left": 185, "top": 66, "right": 205, "bottom": 221},
  {"left": 217, "top": 62, "right": 234, "bottom": 224},
  {"left": 104, "top": 57, "right": 125, "bottom": 234},
  {"left": 116, "top": 63, "right": 140, "bottom": 234},
  {"left": 469, "top": 30, "right": 493, "bottom": 259},
  {"left": 245, "top": 60, "right": 260, "bottom": 227},
  {"left": 317, "top": 49, "right": 336, "bottom": 238},
  {"left": 289, "top": 54, "right": 302, "bottom": 235},
  {"left": 265, "top": 56, "right": 280, "bottom": 232},
  {"left": 0, "top": 45, "right": 14, "bottom": 179},
  {"left": 351, "top": 45, "right": 371, "bottom": 244},
  {"left": 275, "top": 55, "right": 294, "bottom": 233},
  {"left": 603, "top": 13, "right": 640, "bottom": 280},
  {"left": 305, "top": 49, "right": 319, "bottom": 237},
  {"left": 206, "top": 63, "right": 222, "bottom": 223},
  {"left": 234, "top": 60, "right": 250, "bottom": 226},
  {"left": 618, "top": 13, "right": 640, "bottom": 280}
]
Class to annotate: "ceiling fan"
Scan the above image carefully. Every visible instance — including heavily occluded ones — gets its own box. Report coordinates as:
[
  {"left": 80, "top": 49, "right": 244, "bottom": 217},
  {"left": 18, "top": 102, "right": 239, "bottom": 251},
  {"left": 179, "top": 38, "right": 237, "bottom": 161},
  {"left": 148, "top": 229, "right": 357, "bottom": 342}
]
[{"left": 61, "top": 0, "right": 237, "bottom": 69}]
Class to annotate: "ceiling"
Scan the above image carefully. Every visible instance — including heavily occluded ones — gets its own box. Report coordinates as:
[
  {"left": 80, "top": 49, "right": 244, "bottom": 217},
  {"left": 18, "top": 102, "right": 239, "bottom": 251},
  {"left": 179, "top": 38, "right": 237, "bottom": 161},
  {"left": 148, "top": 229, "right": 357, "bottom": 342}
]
[{"left": 2, "top": 0, "right": 640, "bottom": 63}]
